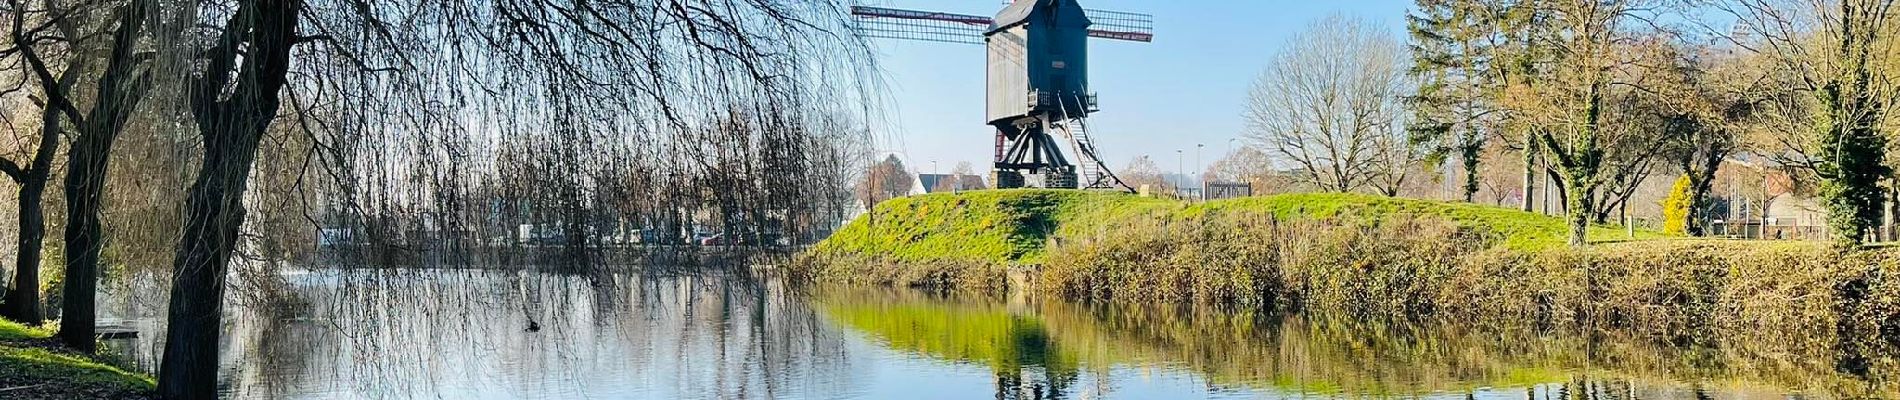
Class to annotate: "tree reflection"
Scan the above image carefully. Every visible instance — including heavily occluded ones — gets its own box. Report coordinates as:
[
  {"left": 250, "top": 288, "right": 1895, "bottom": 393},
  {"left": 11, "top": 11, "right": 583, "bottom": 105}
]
[
  {"left": 115, "top": 268, "right": 854, "bottom": 399},
  {"left": 816, "top": 285, "right": 1898, "bottom": 399},
  {"left": 813, "top": 287, "right": 1078, "bottom": 399}
]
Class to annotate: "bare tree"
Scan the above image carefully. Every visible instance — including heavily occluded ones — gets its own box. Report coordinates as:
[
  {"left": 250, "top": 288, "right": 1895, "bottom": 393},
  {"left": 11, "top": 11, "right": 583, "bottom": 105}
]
[
  {"left": 1712, "top": 0, "right": 1897, "bottom": 245},
  {"left": 927, "top": 161, "right": 983, "bottom": 192},
  {"left": 1245, "top": 14, "right": 1415, "bottom": 194},
  {"left": 1203, "top": 146, "right": 1284, "bottom": 195},
  {"left": 857, "top": 154, "right": 913, "bottom": 214},
  {"left": 1499, "top": 0, "right": 1659, "bottom": 246},
  {"left": 1119, "top": 155, "right": 1173, "bottom": 195},
  {"left": 1640, "top": 42, "right": 1786, "bottom": 234},
  {"left": 808, "top": 112, "right": 872, "bottom": 236}
]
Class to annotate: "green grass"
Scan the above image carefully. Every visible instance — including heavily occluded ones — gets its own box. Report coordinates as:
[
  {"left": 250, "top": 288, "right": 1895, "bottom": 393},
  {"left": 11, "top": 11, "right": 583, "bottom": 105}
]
[
  {"left": 1187, "top": 193, "right": 1668, "bottom": 250},
  {"left": 0, "top": 318, "right": 155, "bottom": 399},
  {"left": 809, "top": 190, "right": 1659, "bottom": 268},
  {"left": 812, "top": 190, "right": 1173, "bottom": 265},
  {"left": 0, "top": 347, "right": 155, "bottom": 393},
  {"left": 0, "top": 319, "right": 51, "bottom": 341}
]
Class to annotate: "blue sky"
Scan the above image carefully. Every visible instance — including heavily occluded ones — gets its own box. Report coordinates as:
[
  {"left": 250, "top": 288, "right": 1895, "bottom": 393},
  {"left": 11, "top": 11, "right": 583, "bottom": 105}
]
[{"left": 862, "top": 0, "right": 1414, "bottom": 176}]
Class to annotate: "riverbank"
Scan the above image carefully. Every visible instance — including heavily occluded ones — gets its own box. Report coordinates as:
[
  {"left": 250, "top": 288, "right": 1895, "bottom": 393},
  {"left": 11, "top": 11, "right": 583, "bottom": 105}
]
[
  {"left": 0, "top": 319, "right": 155, "bottom": 399},
  {"left": 796, "top": 190, "right": 1900, "bottom": 356}
]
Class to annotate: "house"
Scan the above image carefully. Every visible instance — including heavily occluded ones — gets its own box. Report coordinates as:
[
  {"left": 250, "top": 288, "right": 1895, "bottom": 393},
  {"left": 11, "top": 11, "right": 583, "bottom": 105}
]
[
  {"left": 912, "top": 173, "right": 988, "bottom": 195},
  {"left": 1706, "top": 154, "right": 1828, "bottom": 239}
]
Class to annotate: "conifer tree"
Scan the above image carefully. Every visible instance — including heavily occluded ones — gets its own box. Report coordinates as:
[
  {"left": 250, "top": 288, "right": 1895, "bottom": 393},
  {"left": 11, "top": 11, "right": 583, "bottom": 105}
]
[{"left": 1405, "top": 0, "right": 1494, "bottom": 202}]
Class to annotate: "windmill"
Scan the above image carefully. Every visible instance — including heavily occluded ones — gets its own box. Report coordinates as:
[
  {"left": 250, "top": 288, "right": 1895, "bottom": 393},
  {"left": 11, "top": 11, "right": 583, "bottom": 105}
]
[{"left": 852, "top": 0, "right": 1154, "bottom": 190}]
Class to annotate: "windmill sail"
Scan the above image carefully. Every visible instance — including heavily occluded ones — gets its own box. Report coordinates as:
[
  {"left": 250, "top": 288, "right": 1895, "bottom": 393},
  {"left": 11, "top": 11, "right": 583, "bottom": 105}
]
[
  {"left": 850, "top": 6, "right": 1154, "bottom": 44},
  {"left": 850, "top": 6, "right": 988, "bottom": 44},
  {"left": 1082, "top": 8, "right": 1154, "bottom": 42}
]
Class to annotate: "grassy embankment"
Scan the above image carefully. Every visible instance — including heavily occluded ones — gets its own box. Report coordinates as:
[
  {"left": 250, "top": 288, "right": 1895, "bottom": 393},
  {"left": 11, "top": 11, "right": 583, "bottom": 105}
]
[
  {"left": 0, "top": 319, "right": 155, "bottom": 399},
  {"left": 798, "top": 190, "right": 1900, "bottom": 356}
]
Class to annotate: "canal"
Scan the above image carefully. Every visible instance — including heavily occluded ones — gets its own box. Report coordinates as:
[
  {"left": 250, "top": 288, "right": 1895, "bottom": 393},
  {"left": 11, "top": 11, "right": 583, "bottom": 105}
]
[{"left": 91, "top": 267, "right": 1894, "bottom": 399}]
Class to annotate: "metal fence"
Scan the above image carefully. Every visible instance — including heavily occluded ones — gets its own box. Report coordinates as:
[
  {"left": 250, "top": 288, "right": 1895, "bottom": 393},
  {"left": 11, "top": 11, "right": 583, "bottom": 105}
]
[{"left": 1706, "top": 222, "right": 1829, "bottom": 241}]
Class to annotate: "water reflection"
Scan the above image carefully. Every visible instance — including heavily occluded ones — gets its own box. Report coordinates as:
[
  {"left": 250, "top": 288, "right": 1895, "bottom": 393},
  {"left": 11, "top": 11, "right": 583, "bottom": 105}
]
[
  {"left": 111, "top": 269, "right": 857, "bottom": 399},
  {"left": 98, "top": 271, "right": 1896, "bottom": 399},
  {"left": 813, "top": 285, "right": 1898, "bottom": 399}
]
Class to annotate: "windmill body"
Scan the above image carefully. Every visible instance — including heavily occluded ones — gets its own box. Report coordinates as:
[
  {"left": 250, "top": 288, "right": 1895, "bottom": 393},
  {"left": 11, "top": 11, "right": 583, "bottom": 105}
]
[{"left": 853, "top": 0, "right": 1152, "bottom": 190}]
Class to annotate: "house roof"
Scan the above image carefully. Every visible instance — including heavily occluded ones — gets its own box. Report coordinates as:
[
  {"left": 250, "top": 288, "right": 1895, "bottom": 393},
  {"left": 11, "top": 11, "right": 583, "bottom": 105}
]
[
  {"left": 991, "top": 0, "right": 1038, "bottom": 31},
  {"left": 916, "top": 173, "right": 987, "bottom": 193}
]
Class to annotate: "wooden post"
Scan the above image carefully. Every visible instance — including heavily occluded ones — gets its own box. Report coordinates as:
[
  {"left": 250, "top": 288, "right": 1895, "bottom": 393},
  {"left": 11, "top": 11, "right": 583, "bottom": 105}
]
[{"left": 1623, "top": 202, "right": 1633, "bottom": 239}]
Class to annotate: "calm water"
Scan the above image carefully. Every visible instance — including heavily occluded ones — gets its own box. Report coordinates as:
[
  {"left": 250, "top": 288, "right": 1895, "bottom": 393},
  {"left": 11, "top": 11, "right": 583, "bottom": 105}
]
[{"left": 96, "top": 268, "right": 1894, "bottom": 399}]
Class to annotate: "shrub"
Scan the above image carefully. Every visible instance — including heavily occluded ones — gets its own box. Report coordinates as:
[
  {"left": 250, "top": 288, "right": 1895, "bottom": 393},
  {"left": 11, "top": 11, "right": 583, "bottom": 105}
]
[{"left": 1661, "top": 175, "right": 1692, "bottom": 235}]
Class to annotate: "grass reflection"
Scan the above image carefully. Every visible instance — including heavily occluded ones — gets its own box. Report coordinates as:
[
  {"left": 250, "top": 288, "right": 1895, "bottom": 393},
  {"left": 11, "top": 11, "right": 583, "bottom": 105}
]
[{"left": 815, "top": 285, "right": 1897, "bottom": 399}]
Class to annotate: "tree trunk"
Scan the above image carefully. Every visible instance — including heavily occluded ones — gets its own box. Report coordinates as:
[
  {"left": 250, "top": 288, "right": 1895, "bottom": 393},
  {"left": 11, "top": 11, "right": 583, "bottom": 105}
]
[
  {"left": 1545, "top": 167, "right": 1568, "bottom": 214},
  {"left": 159, "top": 130, "right": 267, "bottom": 399},
  {"left": 52, "top": 0, "right": 152, "bottom": 353},
  {"left": 1592, "top": 193, "right": 1621, "bottom": 224},
  {"left": 1565, "top": 176, "right": 1592, "bottom": 247},
  {"left": 1684, "top": 173, "right": 1713, "bottom": 237},
  {"left": 1462, "top": 137, "right": 1480, "bottom": 202},
  {"left": 0, "top": 105, "right": 63, "bottom": 325},
  {"left": 1888, "top": 184, "right": 1899, "bottom": 241},
  {"left": 159, "top": 1, "right": 301, "bottom": 397},
  {"left": 1, "top": 176, "right": 48, "bottom": 324},
  {"left": 58, "top": 130, "right": 110, "bottom": 352},
  {"left": 1521, "top": 134, "right": 1536, "bottom": 212}
]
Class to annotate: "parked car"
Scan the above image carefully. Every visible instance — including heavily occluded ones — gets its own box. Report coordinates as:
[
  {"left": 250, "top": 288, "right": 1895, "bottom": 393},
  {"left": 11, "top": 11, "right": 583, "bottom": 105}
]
[
  {"left": 689, "top": 231, "right": 717, "bottom": 245},
  {"left": 698, "top": 233, "right": 729, "bottom": 246}
]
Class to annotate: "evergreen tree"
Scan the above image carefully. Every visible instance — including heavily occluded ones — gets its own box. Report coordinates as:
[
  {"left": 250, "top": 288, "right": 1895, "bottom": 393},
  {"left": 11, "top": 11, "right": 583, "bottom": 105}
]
[
  {"left": 1812, "top": 1, "right": 1891, "bottom": 246},
  {"left": 1405, "top": 0, "right": 1494, "bottom": 201}
]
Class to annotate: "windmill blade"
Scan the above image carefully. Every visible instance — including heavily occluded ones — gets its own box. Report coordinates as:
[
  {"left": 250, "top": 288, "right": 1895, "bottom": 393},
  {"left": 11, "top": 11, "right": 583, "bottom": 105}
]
[
  {"left": 849, "top": 5, "right": 1154, "bottom": 44},
  {"left": 1083, "top": 8, "right": 1154, "bottom": 42},
  {"left": 851, "top": 6, "right": 989, "bottom": 44}
]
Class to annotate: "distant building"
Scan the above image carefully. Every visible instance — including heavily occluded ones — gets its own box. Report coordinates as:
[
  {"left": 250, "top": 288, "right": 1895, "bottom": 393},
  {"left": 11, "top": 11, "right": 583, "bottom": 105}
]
[
  {"left": 912, "top": 173, "right": 988, "bottom": 195},
  {"left": 1707, "top": 154, "right": 1828, "bottom": 240},
  {"left": 1204, "top": 182, "right": 1253, "bottom": 200}
]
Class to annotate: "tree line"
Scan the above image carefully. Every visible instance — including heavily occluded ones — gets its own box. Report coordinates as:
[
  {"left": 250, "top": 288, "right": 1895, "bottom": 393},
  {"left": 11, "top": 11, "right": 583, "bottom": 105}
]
[{"left": 1232, "top": 0, "right": 1900, "bottom": 248}]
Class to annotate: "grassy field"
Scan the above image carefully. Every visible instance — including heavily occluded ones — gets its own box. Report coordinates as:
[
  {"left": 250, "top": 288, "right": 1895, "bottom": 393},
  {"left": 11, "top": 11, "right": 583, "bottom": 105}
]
[
  {"left": 0, "top": 318, "right": 155, "bottom": 399},
  {"left": 811, "top": 190, "right": 1172, "bottom": 265},
  {"left": 806, "top": 190, "right": 1663, "bottom": 271}
]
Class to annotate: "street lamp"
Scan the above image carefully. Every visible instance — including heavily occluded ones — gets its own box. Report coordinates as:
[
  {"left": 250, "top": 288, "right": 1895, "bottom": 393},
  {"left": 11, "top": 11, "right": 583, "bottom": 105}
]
[{"left": 1175, "top": 149, "right": 1184, "bottom": 194}]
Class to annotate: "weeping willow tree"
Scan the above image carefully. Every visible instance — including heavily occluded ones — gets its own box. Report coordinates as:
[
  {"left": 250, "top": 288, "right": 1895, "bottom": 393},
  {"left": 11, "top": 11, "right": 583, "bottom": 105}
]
[
  {"left": 0, "top": 0, "right": 100, "bottom": 326},
  {"left": 0, "top": 0, "right": 886, "bottom": 397},
  {"left": 0, "top": 0, "right": 167, "bottom": 349}
]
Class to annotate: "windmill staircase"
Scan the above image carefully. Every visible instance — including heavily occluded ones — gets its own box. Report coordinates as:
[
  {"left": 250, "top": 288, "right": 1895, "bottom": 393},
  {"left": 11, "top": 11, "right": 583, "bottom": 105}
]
[{"left": 1056, "top": 94, "right": 1129, "bottom": 191}]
